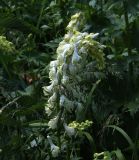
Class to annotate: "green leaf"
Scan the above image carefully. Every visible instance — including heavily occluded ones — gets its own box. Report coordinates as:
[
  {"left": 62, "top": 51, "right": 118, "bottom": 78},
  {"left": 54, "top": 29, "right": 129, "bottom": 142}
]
[
  {"left": 83, "top": 131, "right": 96, "bottom": 152},
  {"left": 29, "top": 122, "right": 48, "bottom": 128},
  {"left": 106, "top": 125, "right": 138, "bottom": 160},
  {"left": 112, "top": 149, "right": 126, "bottom": 160}
]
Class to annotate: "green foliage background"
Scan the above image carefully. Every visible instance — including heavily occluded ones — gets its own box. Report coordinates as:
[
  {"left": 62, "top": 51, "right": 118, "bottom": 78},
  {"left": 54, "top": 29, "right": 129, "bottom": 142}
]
[{"left": 0, "top": 0, "right": 139, "bottom": 159}]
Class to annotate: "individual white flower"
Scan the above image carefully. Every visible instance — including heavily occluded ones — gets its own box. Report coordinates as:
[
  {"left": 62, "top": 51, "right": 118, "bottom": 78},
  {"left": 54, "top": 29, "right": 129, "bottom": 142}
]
[
  {"left": 60, "top": 95, "right": 74, "bottom": 112},
  {"left": 66, "top": 20, "right": 76, "bottom": 30},
  {"left": 82, "top": 32, "right": 88, "bottom": 37},
  {"left": 44, "top": 74, "right": 59, "bottom": 95},
  {"left": 47, "top": 135, "right": 60, "bottom": 157},
  {"left": 64, "top": 32, "right": 72, "bottom": 41},
  {"left": 63, "top": 123, "right": 75, "bottom": 137},
  {"left": 30, "top": 139, "right": 37, "bottom": 148},
  {"left": 43, "top": 84, "right": 53, "bottom": 94},
  {"left": 72, "top": 44, "right": 81, "bottom": 64},
  {"left": 91, "top": 33, "right": 99, "bottom": 39},
  {"left": 76, "top": 34, "right": 82, "bottom": 42},
  {"left": 49, "top": 67, "right": 57, "bottom": 80},
  {"left": 30, "top": 136, "right": 42, "bottom": 148},
  {"left": 45, "top": 106, "right": 52, "bottom": 116},
  {"left": 52, "top": 75, "right": 59, "bottom": 86},
  {"left": 57, "top": 44, "right": 71, "bottom": 63},
  {"left": 51, "top": 144, "right": 60, "bottom": 158},
  {"left": 61, "top": 75, "right": 69, "bottom": 85},
  {"left": 48, "top": 117, "right": 58, "bottom": 129},
  {"left": 63, "top": 96, "right": 74, "bottom": 112},
  {"left": 99, "top": 44, "right": 106, "bottom": 49},
  {"left": 60, "top": 95, "right": 66, "bottom": 107},
  {"left": 49, "top": 60, "right": 57, "bottom": 68},
  {"left": 57, "top": 51, "right": 66, "bottom": 63},
  {"left": 48, "top": 92, "right": 57, "bottom": 104},
  {"left": 79, "top": 46, "right": 86, "bottom": 54}
]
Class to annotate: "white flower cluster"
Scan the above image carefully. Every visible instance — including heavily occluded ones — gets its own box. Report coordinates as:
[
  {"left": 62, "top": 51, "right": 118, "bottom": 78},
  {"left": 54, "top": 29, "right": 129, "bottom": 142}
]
[
  {"left": 44, "top": 13, "right": 105, "bottom": 156},
  {"left": 45, "top": 11, "right": 105, "bottom": 124}
]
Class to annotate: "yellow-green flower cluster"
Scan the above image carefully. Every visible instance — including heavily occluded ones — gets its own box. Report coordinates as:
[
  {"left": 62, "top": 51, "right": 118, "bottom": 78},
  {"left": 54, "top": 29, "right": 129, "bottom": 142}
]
[
  {"left": 0, "top": 36, "right": 15, "bottom": 53},
  {"left": 68, "top": 120, "right": 93, "bottom": 131},
  {"left": 66, "top": 12, "right": 85, "bottom": 32}
]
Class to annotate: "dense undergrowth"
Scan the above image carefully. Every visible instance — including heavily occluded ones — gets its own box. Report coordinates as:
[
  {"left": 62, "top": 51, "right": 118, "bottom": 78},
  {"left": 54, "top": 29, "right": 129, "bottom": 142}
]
[{"left": 0, "top": 0, "right": 139, "bottom": 160}]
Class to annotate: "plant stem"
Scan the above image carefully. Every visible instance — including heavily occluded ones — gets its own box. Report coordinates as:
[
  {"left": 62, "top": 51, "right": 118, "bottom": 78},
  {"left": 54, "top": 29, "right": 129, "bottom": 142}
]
[
  {"left": 123, "top": 0, "right": 134, "bottom": 93},
  {"left": 123, "top": 0, "right": 131, "bottom": 55}
]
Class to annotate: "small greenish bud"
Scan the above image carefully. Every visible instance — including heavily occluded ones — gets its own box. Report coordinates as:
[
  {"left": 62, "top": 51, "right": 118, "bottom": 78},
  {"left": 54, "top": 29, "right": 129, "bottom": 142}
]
[{"left": 68, "top": 120, "right": 93, "bottom": 131}]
